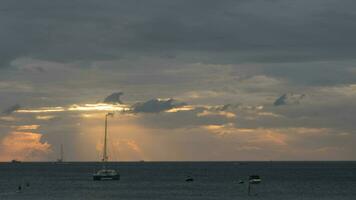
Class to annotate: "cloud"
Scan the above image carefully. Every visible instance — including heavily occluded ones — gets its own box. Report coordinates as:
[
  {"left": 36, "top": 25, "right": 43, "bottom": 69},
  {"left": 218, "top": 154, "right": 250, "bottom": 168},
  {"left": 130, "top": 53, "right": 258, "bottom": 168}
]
[
  {"left": 14, "top": 125, "right": 40, "bottom": 131},
  {"left": 0, "top": 131, "right": 51, "bottom": 161},
  {"left": 103, "top": 92, "right": 123, "bottom": 104},
  {"left": 36, "top": 115, "right": 56, "bottom": 120},
  {"left": 132, "top": 98, "right": 186, "bottom": 113},
  {"left": 1, "top": 0, "right": 356, "bottom": 161},
  {"left": 0, "top": 0, "right": 356, "bottom": 68},
  {"left": 2, "top": 104, "right": 21, "bottom": 115},
  {"left": 16, "top": 103, "right": 130, "bottom": 113},
  {"left": 201, "top": 123, "right": 354, "bottom": 160},
  {"left": 16, "top": 106, "right": 65, "bottom": 113},
  {"left": 0, "top": 116, "right": 17, "bottom": 122},
  {"left": 263, "top": 61, "right": 356, "bottom": 86},
  {"left": 197, "top": 110, "right": 236, "bottom": 119},
  {"left": 0, "top": 81, "right": 33, "bottom": 92},
  {"left": 274, "top": 93, "right": 306, "bottom": 106}
]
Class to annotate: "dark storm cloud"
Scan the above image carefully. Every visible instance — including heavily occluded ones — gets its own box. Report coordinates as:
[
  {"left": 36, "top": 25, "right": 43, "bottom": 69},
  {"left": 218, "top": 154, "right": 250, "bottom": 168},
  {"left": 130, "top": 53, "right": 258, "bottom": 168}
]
[
  {"left": 132, "top": 98, "right": 186, "bottom": 113},
  {"left": 261, "top": 61, "right": 356, "bottom": 86},
  {"left": 274, "top": 94, "right": 289, "bottom": 106},
  {"left": 103, "top": 92, "right": 123, "bottom": 104},
  {"left": 1, "top": 0, "right": 356, "bottom": 67}
]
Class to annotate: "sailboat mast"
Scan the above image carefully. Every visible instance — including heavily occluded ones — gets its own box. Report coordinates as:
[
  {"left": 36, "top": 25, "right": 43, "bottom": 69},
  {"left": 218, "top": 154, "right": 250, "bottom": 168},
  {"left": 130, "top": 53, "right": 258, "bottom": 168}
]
[
  {"left": 60, "top": 144, "right": 64, "bottom": 161},
  {"left": 103, "top": 114, "right": 108, "bottom": 162}
]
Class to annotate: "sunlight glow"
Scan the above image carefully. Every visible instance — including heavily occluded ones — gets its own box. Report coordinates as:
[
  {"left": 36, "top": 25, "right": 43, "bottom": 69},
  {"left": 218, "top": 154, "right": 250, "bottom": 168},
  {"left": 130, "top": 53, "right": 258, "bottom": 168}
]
[
  {"left": 165, "top": 105, "right": 195, "bottom": 113},
  {"left": 15, "top": 103, "right": 131, "bottom": 114},
  {"left": 17, "top": 107, "right": 65, "bottom": 113},
  {"left": 68, "top": 103, "right": 130, "bottom": 112},
  {"left": 0, "top": 131, "right": 51, "bottom": 161},
  {"left": 14, "top": 125, "right": 40, "bottom": 131}
]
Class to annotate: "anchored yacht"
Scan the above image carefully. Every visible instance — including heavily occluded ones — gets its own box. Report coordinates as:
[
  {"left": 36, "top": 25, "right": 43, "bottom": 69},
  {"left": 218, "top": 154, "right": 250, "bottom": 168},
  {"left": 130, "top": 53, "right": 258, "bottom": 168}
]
[
  {"left": 93, "top": 113, "right": 120, "bottom": 181},
  {"left": 249, "top": 175, "right": 261, "bottom": 184}
]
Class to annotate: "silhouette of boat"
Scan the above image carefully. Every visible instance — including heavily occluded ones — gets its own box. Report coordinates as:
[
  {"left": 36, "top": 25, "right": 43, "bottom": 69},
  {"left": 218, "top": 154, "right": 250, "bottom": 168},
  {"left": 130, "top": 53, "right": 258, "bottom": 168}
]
[
  {"left": 248, "top": 175, "right": 261, "bottom": 195},
  {"left": 93, "top": 169, "right": 119, "bottom": 180},
  {"left": 56, "top": 144, "right": 65, "bottom": 163},
  {"left": 185, "top": 176, "right": 194, "bottom": 182},
  {"left": 249, "top": 175, "right": 261, "bottom": 184},
  {"left": 93, "top": 113, "right": 120, "bottom": 181},
  {"left": 11, "top": 159, "right": 21, "bottom": 163}
]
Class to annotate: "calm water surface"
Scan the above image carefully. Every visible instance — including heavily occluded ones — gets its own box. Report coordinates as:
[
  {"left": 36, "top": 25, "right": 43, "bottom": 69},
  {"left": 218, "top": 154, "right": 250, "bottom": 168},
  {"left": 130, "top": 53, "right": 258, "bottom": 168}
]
[{"left": 0, "top": 162, "right": 355, "bottom": 200}]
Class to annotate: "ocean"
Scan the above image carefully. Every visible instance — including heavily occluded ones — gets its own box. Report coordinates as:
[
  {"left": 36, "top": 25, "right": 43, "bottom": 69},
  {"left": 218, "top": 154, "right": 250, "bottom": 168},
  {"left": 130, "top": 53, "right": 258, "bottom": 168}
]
[{"left": 0, "top": 162, "right": 355, "bottom": 200}]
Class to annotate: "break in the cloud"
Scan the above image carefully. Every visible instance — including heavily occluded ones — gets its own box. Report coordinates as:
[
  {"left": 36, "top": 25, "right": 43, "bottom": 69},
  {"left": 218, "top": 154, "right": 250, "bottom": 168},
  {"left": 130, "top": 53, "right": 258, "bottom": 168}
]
[
  {"left": 1, "top": 89, "right": 356, "bottom": 161},
  {"left": 1, "top": 0, "right": 356, "bottom": 161},
  {"left": 132, "top": 98, "right": 186, "bottom": 113}
]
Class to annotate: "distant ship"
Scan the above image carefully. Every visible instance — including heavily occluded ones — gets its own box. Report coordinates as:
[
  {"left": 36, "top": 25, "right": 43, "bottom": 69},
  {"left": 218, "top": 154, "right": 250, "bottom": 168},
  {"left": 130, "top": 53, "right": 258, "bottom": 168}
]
[
  {"left": 11, "top": 159, "right": 22, "bottom": 163},
  {"left": 93, "top": 113, "right": 120, "bottom": 181}
]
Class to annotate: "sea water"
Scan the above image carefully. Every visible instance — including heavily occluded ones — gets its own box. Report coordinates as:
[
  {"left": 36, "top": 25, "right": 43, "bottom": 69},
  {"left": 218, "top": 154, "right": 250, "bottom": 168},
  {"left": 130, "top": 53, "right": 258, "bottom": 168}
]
[{"left": 0, "top": 162, "right": 355, "bottom": 200}]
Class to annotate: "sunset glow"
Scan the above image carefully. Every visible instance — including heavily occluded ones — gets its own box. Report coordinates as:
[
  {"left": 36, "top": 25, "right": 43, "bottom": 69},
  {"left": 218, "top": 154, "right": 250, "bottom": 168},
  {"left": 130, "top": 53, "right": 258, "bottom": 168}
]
[{"left": 1, "top": 0, "right": 356, "bottom": 162}]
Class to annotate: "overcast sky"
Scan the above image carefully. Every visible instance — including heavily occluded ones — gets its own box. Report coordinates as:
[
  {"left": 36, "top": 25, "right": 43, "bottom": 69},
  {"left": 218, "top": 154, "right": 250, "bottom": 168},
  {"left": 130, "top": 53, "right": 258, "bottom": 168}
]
[{"left": 1, "top": 0, "right": 356, "bottom": 161}]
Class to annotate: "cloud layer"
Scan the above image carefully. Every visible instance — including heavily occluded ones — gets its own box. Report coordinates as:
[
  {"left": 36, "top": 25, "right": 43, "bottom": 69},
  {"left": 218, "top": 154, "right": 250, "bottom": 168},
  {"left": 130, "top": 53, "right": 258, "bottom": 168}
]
[{"left": 1, "top": 0, "right": 356, "bottom": 161}]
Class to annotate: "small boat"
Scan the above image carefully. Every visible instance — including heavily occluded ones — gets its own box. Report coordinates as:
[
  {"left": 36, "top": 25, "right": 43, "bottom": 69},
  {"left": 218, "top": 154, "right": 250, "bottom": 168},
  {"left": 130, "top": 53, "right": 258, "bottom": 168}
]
[
  {"left": 93, "top": 169, "right": 119, "bottom": 181},
  {"left": 248, "top": 175, "right": 261, "bottom": 195},
  {"left": 185, "top": 176, "right": 194, "bottom": 182},
  {"left": 93, "top": 113, "right": 120, "bottom": 181},
  {"left": 11, "top": 159, "right": 21, "bottom": 163},
  {"left": 249, "top": 175, "right": 261, "bottom": 184}
]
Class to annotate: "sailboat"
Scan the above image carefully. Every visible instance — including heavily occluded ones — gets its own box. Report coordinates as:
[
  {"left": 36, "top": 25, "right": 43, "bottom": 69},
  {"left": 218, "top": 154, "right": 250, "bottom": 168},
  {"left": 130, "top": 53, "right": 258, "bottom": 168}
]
[
  {"left": 93, "top": 112, "right": 120, "bottom": 181},
  {"left": 56, "top": 144, "right": 64, "bottom": 162}
]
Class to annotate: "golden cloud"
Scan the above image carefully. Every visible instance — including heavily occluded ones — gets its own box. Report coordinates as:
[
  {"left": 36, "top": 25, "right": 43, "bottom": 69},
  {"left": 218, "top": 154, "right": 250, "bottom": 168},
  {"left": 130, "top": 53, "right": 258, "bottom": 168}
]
[
  {"left": 36, "top": 115, "right": 56, "bottom": 120},
  {"left": 13, "top": 125, "right": 40, "bottom": 131},
  {"left": 197, "top": 110, "right": 236, "bottom": 119},
  {"left": 0, "top": 131, "right": 51, "bottom": 161},
  {"left": 16, "top": 103, "right": 131, "bottom": 114}
]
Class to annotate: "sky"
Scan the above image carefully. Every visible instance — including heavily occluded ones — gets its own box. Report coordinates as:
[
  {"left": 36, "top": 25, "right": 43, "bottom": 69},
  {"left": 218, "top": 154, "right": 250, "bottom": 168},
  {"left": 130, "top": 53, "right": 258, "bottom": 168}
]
[{"left": 1, "top": 0, "right": 356, "bottom": 161}]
